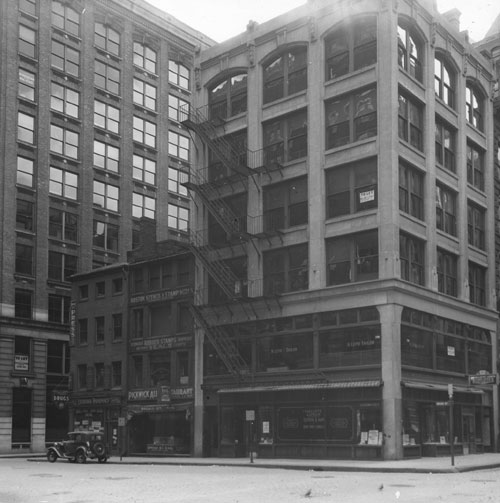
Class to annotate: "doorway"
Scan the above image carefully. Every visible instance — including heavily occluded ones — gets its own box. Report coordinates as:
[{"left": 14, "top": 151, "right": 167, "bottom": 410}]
[{"left": 462, "top": 413, "right": 476, "bottom": 454}]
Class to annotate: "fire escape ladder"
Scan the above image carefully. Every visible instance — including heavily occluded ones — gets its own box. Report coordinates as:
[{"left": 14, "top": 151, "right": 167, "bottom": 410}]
[{"left": 189, "top": 303, "right": 249, "bottom": 378}]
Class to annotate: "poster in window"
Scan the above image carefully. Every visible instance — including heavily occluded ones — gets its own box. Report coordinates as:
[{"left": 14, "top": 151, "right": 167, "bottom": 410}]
[
  {"left": 326, "top": 406, "right": 354, "bottom": 441},
  {"left": 277, "top": 407, "right": 325, "bottom": 440}
]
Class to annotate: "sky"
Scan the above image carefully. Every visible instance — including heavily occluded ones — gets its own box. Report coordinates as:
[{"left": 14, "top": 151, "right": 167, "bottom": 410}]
[{"left": 145, "top": 0, "right": 499, "bottom": 43}]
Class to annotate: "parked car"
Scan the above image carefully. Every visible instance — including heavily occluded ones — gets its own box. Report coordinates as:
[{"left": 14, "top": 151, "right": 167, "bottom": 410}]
[{"left": 47, "top": 431, "right": 109, "bottom": 464}]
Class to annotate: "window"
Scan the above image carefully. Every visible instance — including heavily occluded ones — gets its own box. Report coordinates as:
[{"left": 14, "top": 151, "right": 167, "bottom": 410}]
[
  {"left": 132, "top": 193, "right": 156, "bottom": 219},
  {"left": 48, "top": 294, "right": 70, "bottom": 324},
  {"left": 325, "top": 87, "right": 377, "bottom": 149},
  {"left": 400, "top": 232, "right": 425, "bottom": 285},
  {"left": 168, "top": 131, "right": 189, "bottom": 160},
  {"left": 95, "top": 281, "right": 105, "bottom": 297},
  {"left": 264, "top": 177, "right": 308, "bottom": 230},
  {"left": 19, "top": 69, "right": 36, "bottom": 101},
  {"left": 49, "top": 208, "right": 77, "bottom": 242},
  {"left": 178, "top": 303, "right": 192, "bottom": 333},
  {"left": 15, "top": 290, "right": 32, "bottom": 319},
  {"left": 468, "top": 202, "right": 485, "bottom": 250},
  {"left": 14, "top": 336, "right": 31, "bottom": 372},
  {"left": 326, "top": 230, "right": 378, "bottom": 285},
  {"left": 15, "top": 244, "right": 33, "bottom": 276},
  {"left": 397, "top": 23, "right": 423, "bottom": 82},
  {"left": 465, "top": 83, "right": 483, "bottom": 131},
  {"left": 133, "top": 270, "right": 143, "bottom": 293},
  {"left": 19, "top": 25, "right": 36, "bottom": 59},
  {"left": 78, "top": 319, "right": 88, "bottom": 345},
  {"left": 19, "top": 0, "right": 36, "bottom": 16},
  {"left": 209, "top": 73, "right": 247, "bottom": 119},
  {"left": 263, "top": 46, "right": 307, "bottom": 104},
  {"left": 17, "top": 156, "right": 34, "bottom": 188},
  {"left": 51, "top": 40, "right": 79, "bottom": 76},
  {"left": 133, "top": 309, "right": 144, "bottom": 339},
  {"left": 112, "top": 361, "right": 122, "bottom": 387},
  {"left": 95, "top": 317, "right": 105, "bottom": 344},
  {"left": 435, "top": 119, "right": 455, "bottom": 172},
  {"left": 167, "top": 204, "right": 189, "bottom": 232},
  {"left": 133, "top": 154, "right": 156, "bottom": 185},
  {"left": 46, "top": 340, "right": 69, "bottom": 374},
  {"left": 168, "top": 61, "right": 189, "bottom": 90},
  {"left": 94, "top": 22, "right": 120, "bottom": 56},
  {"left": 133, "top": 42, "right": 157, "bottom": 73},
  {"left": 263, "top": 109, "right": 307, "bottom": 164},
  {"left": 50, "top": 124, "right": 79, "bottom": 158},
  {"left": 264, "top": 244, "right": 308, "bottom": 294},
  {"left": 133, "top": 116, "right": 156, "bottom": 147},
  {"left": 436, "top": 184, "right": 456, "bottom": 236},
  {"left": 176, "top": 351, "right": 190, "bottom": 385},
  {"left": 16, "top": 199, "right": 34, "bottom": 232},
  {"left": 326, "top": 158, "right": 377, "bottom": 218},
  {"left": 112, "top": 314, "right": 122, "bottom": 341},
  {"left": 94, "top": 100, "right": 120, "bottom": 134},
  {"left": 79, "top": 285, "right": 88, "bottom": 300},
  {"left": 399, "top": 162, "right": 423, "bottom": 220},
  {"left": 49, "top": 167, "right": 78, "bottom": 200},
  {"left": 133, "top": 78, "right": 157, "bottom": 110},
  {"left": 93, "top": 180, "right": 119, "bottom": 211},
  {"left": 325, "top": 16, "right": 377, "bottom": 80},
  {"left": 168, "top": 95, "right": 189, "bottom": 122},
  {"left": 93, "top": 220, "right": 118, "bottom": 251},
  {"left": 50, "top": 82, "right": 79, "bottom": 118},
  {"left": 398, "top": 92, "right": 423, "bottom": 151},
  {"left": 437, "top": 249, "right": 457, "bottom": 297},
  {"left": 52, "top": 1, "right": 79, "bottom": 36},
  {"left": 132, "top": 356, "right": 143, "bottom": 387},
  {"left": 112, "top": 277, "right": 123, "bottom": 294},
  {"left": 167, "top": 167, "right": 188, "bottom": 196},
  {"left": 94, "top": 60, "right": 120, "bottom": 94},
  {"left": 95, "top": 363, "right": 105, "bottom": 388},
  {"left": 469, "top": 262, "right": 486, "bottom": 306},
  {"left": 48, "top": 251, "right": 77, "bottom": 282},
  {"left": 467, "top": 143, "right": 484, "bottom": 191},
  {"left": 94, "top": 140, "right": 119, "bottom": 172},
  {"left": 434, "top": 56, "right": 455, "bottom": 108},
  {"left": 18, "top": 112, "right": 35, "bottom": 144},
  {"left": 77, "top": 364, "right": 87, "bottom": 389}
]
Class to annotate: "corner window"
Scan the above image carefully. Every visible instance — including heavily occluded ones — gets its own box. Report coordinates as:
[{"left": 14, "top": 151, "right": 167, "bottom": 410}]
[
  {"left": 209, "top": 73, "right": 247, "bottom": 119},
  {"left": 465, "top": 83, "right": 483, "bottom": 131},
  {"left": 398, "top": 92, "right": 423, "bottom": 151},
  {"left": 397, "top": 22, "right": 423, "bottom": 82},
  {"left": 399, "top": 232, "right": 425, "bottom": 286},
  {"left": 434, "top": 56, "right": 455, "bottom": 108},
  {"left": 263, "top": 46, "right": 307, "bottom": 104},
  {"left": 399, "top": 162, "right": 423, "bottom": 220}
]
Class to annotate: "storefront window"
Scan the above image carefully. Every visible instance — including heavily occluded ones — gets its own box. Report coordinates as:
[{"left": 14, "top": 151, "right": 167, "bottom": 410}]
[
  {"left": 149, "top": 351, "right": 171, "bottom": 386},
  {"left": 436, "top": 334, "right": 465, "bottom": 373},
  {"left": 423, "top": 405, "right": 450, "bottom": 443},
  {"left": 256, "top": 333, "right": 313, "bottom": 372},
  {"left": 401, "top": 326, "right": 433, "bottom": 368}
]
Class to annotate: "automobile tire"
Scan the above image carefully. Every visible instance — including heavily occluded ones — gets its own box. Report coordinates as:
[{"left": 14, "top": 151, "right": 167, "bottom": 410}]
[
  {"left": 97, "top": 457, "right": 107, "bottom": 463},
  {"left": 47, "top": 451, "right": 58, "bottom": 463},
  {"left": 93, "top": 442, "right": 105, "bottom": 457},
  {"left": 75, "top": 451, "right": 86, "bottom": 464}
]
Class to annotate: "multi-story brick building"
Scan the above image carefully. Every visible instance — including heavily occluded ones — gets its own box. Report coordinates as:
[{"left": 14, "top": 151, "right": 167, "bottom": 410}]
[
  {"left": 184, "top": 0, "right": 499, "bottom": 460},
  {"left": 0, "top": 0, "right": 212, "bottom": 453}
]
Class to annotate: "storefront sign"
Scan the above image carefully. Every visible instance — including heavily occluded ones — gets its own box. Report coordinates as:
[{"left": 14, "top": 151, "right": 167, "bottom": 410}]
[
  {"left": 469, "top": 373, "right": 497, "bottom": 385},
  {"left": 73, "top": 396, "right": 121, "bottom": 406},
  {"left": 52, "top": 390, "right": 70, "bottom": 403},
  {"left": 128, "top": 388, "right": 158, "bottom": 402},
  {"left": 69, "top": 301, "right": 77, "bottom": 346},
  {"left": 130, "top": 335, "right": 193, "bottom": 352},
  {"left": 170, "top": 387, "right": 193, "bottom": 399},
  {"left": 159, "top": 386, "right": 171, "bottom": 403},
  {"left": 14, "top": 355, "right": 29, "bottom": 371},
  {"left": 130, "top": 287, "right": 193, "bottom": 305}
]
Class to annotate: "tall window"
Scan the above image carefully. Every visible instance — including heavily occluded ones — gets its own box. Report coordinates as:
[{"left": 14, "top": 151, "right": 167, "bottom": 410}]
[
  {"left": 435, "top": 119, "right": 455, "bottom": 172},
  {"left": 51, "top": 40, "right": 79, "bottom": 77},
  {"left": 19, "top": 69, "right": 36, "bottom": 101},
  {"left": 49, "top": 208, "right": 77, "bottom": 242},
  {"left": 94, "top": 140, "right": 119, "bottom": 172},
  {"left": 48, "top": 251, "right": 77, "bottom": 282},
  {"left": 168, "top": 95, "right": 189, "bottom": 122},
  {"left": 51, "top": 83, "right": 79, "bottom": 118},
  {"left": 437, "top": 249, "right": 457, "bottom": 297},
  {"left": 94, "top": 100, "right": 120, "bottom": 134},
  {"left": 112, "top": 314, "right": 123, "bottom": 341},
  {"left": 168, "top": 131, "right": 189, "bottom": 160},
  {"left": 436, "top": 184, "right": 456, "bottom": 236},
  {"left": 16, "top": 199, "right": 34, "bottom": 232},
  {"left": 94, "top": 60, "right": 120, "bottom": 94},
  {"left": 469, "top": 262, "right": 486, "bottom": 306},
  {"left": 133, "top": 78, "right": 157, "bottom": 110},
  {"left": 133, "top": 154, "right": 156, "bottom": 185},
  {"left": 50, "top": 125, "right": 79, "bottom": 159},
  {"left": 434, "top": 56, "right": 455, "bottom": 108},
  {"left": 465, "top": 83, "right": 483, "bottom": 131},
  {"left": 326, "top": 158, "right": 377, "bottom": 218},
  {"left": 400, "top": 232, "right": 425, "bottom": 285},
  {"left": 397, "top": 23, "right": 423, "bottom": 82},
  {"left": 263, "top": 46, "right": 307, "bottom": 104},
  {"left": 326, "top": 231, "right": 378, "bottom": 285},
  {"left": 132, "top": 193, "right": 156, "bottom": 219},
  {"left": 133, "top": 117, "right": 156, "bottom": 148},
  {"left": 49, "top": 167, "right": 78, "bottom": 200},
  {"left": 95, "top": 317, "right": 105, "bottom": 344},
  {"left": 46, "top": 340, "right": 69, "bottom": 374},
  {"left": 209, "top": 74, "right": 247, "bottom": 119},
  {"left": 15, "top": 290, "right": 32, "bottom": 319},
  {"left": 132, "top": 310, "right": 144, "bottom": 339},
  {"left": 264, "top": 244, "right": 308, "bottom": 294},
  {"left": 78, "top": 319, "right": 88, "bottom": 345},
  {"left": 18, "top": 112, "right": 35, "bottom": 144},
  {"left": 78, "top": 364, "right": 87, "bottom": 389},
  {"left": 325, "top": 87, "right": 377, "bottom": 149},
  {"left": 167, "top": 204, "right": 189, "bottom": 231},
  {"left": 467, "top": 143, "right": 484, "bottom": 191},
  {"left": 133, "top": 42, "right": 157, "bottom": 73},
  {"left": 93, "top": 220, "right": 118, "bottom": 251},
  {"left": 48, "top": 294, "right": 70, "bottom": 324},
  {"left": 52, "top": 1, "right": 79, "bottom": 36},
  {"left": 95, "top": 363, "right": 105, "bottom": 388},
  {"left": 168, "top": 61, "right": 189, "bottom": 90},
  {"left": 19, "top": 25, "right": 36, "bottom": 59},
  {"left": 325, "top": 16, "right": 377, "bottom": 80},
  {"left": 17, "top": 156, "right": 34, "bottom": 188},
  {"left": 94, "top": 23, "right": 120, "bottom": 56},
  {"left": 112, "top": 361, "right": 122, "bottom": 387},
  {"left": 399, "top": 162, "right": 423, "bottom": 220},
  {"left": 167, "top": 167, "right": 188, "bottom": 196},
  {"left": 467, "top": 202, "right": 485, "bottom": 250},
  {"left": 263, "top": 110, "right": 307, "bottom": 164},
  {"left": 15, "top": 244, "right": 33, "bottom": 275},
  {"left": 93, "top": 181, "right": 119, "bottom": 212},
  {"left": 398, "top": 92, "right": 423, "bottom": 151}
]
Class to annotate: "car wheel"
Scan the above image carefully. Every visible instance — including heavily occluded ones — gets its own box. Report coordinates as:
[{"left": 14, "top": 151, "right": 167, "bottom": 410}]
[
  {"left": 75, "top": 451, "right": 86, "bottom": 464},
  {"left": 93, "top": 442, "right": 105, "bottom": 457},
  {"left": 97, "top": 457, "right": 107, "bottom": 463},
  {"left": 47, "top": 451, "right": 58, "bottom": 463}
]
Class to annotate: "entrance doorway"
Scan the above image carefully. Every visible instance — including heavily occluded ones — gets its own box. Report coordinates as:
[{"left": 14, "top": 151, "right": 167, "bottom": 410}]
[
  {"left": 462, "top": 413, "right": 476, "bottom": 454},
  {"left": 12, "top": 387, "right": 32, "bottom": 447}
]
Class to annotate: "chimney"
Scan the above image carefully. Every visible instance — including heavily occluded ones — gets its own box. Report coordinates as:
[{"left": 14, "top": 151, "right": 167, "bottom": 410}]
[{"left": 442, "top": 9, "right": 461, "bottom": 32}]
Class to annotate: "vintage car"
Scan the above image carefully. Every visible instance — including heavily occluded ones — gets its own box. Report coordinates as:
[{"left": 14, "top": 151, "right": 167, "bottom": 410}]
[{"left": 47, "top": 431, "right": 109, "bottom": 464}]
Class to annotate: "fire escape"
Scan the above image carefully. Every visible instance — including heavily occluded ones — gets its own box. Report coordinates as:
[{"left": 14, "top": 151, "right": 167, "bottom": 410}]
[{"left": 181, "top": 105, "right": 283, "bottom": 379}]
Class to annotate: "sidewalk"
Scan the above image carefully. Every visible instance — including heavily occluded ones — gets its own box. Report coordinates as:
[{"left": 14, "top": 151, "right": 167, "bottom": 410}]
[{"left": 12, "top": 452, "right": 500, "bottom": 474}]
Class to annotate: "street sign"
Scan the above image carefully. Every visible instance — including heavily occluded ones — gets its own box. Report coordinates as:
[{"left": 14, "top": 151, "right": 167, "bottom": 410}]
[
  {"left": 436, "top": 402, "right": 449, "bottom": 406},
  {"left": 469, "top": 374, "right": 497, "bottom": 385}
]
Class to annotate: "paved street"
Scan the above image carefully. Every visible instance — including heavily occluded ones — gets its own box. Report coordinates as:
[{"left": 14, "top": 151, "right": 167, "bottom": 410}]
[{"left": 1, "top": 457, "right": 499, "bottom": 503}]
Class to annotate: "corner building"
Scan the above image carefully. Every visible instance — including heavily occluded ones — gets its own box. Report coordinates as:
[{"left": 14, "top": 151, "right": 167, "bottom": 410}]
[{"left": 186, "top": 0, "right": 499, "bottom": 459}]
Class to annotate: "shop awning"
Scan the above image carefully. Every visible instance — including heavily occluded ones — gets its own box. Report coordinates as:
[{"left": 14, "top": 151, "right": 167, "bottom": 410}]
[
  {"left": 217, "top": 379, "right": 382, "bottom": 394},
  {"left": 402, "top": 380, "right": 484, "bottom": 394}
]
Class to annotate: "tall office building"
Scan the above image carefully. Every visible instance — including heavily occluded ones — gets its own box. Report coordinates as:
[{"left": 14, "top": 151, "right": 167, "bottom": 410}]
[
  {"left": 184, "top": 0, "right": 499, "bottom": 459},
  {"left": 0, "top": 0, "right": 212, "bottom": 453}
]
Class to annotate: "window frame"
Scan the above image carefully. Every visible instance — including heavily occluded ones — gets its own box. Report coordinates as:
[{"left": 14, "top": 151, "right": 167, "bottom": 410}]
[
  {"left": 399, "top": 162, "right": 424, "bottom": 220},
  {"left": 48, "top": 250, "right": 77, "bottom": 282},
  {"left": 466, "top": 143, "right": 484, "bottom": 191},
  {"left": 94, "top": 22, "right": 120, "bottom": 56},
  {"left": 132, "top": 192, "right": 156, "bottom": 219},
  {"left": 435, "top": 119, "right": 456, "bottom": 172},
  {"left": 133, "top": 116, "right": 156, "bottom": 148},
  {"left": 51, "top": 39, "right": 79, "bottom": 77},
  {"left": 50, "top": 124, "right": 79, "bottom": 159},
  {"left": 167, "top": 167, "right": 188, "bottom": 196},
  {"left": 467, "top": 202, "right": 485, "bottom": 250},
  {"left": 133, "top": 78, "right": 157, "bottom": 110},
  {"left": 436, "top": 184, "right": 457, "bottom": 237},
  {"left": 94, "top": 140, "right": 119, "bottom": 173},
  {"left": 17, "top": 156, "right": 34, "bottom": 188},
  {"left": 19, "top": 25, "right": 36, "bottom": 59},
  {"left": 94, "top": 60, "right": 120, "bottom": 95},
  {"left": 15, "top": 243, "right": 34, "bottom": 276},
  {"left": 50, "top": 82, "right": 79, "bottom": 118},
  {"left": 19, "top": 68, "right": 36, "bottom": 102},
  {"left": 168, "top": 61, "right": 190, "bottom": 90},
  {"left": 469, "top": 262, "right": 486, "bottom": 306},
  {"left": 167, "top": 203, "right": 189, "bottom": 232},
  {"left": 93, "top": 220, "right": 119, "bottom": 252},
  {"left": 49, "top": 166, "right": 78, "bottom": 200},
  {"left": 52, "top": 1, "right": 80, "bottom": 37},
  {"left": 465, "top": 83, "right": 484, "bottom": 131},
  {"left": 209, "top": 73, "right": 248, "bottom": 119},
  {"left": 94, "top": 100, "right": 120, "bottom": 134},
  {"left": 168, "top": 130, "right": 189, "bottom": 160},
  {"left": 133, "top": 42, "right": 157, "bottom": 74},
  {"left": 49, "top": 207, "right": 78, "bottom": 242},
  {"left": 399, "top": 232, "right": 425, "bottom": 286},
  {"left": 93, "top": 180, "right": 119, "bottom": 212},
  {"left": 434, "top": 56, "right": 455, "bottom": 108},
  {"left": 437, "top": 248, "right": 458, "bottom": 297},
  {"left": 397, "top": 22, "right": 423, "bottom": 82},
  {"left": 264, "top": 243, "right": 309, "bottom": 294},
  {"left": 398, "top": 92, "right": 423, "bottom": 151}
]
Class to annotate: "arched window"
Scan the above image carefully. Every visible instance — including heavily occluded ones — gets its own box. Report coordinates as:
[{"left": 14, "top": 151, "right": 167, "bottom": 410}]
[
  {"left": 465, "top": 82, "right": 484, "bottom": 131},
  {"left": 209, "top": 73, "right": 247, "bottom": 120},
  {"left": 398, "top": 22, "right": 423, "bottom": 82},
  {"left": 325, "top": 16, "right": 377, "bottom": 81},
  {"left": 263, "top": 46, "right": 307, "bottom": 104},
  {"left": 51, "top": 1, "right": 79, "bottom": 37},
  {"left": 434, "top": 56, "right": 455, "bottom": 108}
]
